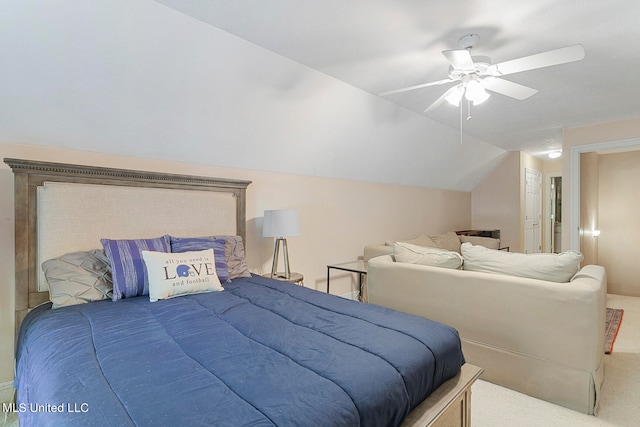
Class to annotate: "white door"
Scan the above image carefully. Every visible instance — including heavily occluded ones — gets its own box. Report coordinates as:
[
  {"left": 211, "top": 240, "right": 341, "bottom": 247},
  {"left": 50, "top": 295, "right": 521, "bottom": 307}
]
[{"left": 525, "top": 168, "right": 542, "bottom": 253}]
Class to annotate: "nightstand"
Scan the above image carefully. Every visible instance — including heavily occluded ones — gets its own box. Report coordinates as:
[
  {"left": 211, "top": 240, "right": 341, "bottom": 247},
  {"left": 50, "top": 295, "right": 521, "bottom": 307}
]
[{"left": 263, "top": 272, "right": 304, "bottom": 286}]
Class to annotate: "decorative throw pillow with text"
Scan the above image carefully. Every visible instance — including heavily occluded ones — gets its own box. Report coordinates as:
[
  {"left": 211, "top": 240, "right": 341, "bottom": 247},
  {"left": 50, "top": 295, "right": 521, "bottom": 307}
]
[{"left": 142, "top": 249, "right": 223, "bottom": 302}]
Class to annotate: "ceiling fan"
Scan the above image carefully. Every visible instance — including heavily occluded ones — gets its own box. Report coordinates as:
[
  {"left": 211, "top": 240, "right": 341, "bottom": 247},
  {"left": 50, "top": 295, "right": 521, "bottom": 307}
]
[{"left": 380, "top": 34, "right": 585, "bottom": 113}]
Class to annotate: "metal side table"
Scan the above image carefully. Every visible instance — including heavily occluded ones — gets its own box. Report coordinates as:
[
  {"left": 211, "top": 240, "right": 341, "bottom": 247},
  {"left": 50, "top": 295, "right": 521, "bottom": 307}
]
[{"left": 326, "top": 260, "right": 367, "bottom": 301}]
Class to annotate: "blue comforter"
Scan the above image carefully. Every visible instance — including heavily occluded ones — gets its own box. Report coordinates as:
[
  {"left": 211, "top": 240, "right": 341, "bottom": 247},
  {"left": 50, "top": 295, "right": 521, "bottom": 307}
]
[{"left": 15, "top": 275, "right": 464, "bottom": 426}]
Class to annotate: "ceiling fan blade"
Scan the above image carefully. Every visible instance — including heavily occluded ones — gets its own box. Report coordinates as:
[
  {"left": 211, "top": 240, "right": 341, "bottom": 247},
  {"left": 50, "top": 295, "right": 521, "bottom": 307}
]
[
  {"left": 489, "top": 44, "right": 585, "bottom": 76},
  {"left": 379, "top": 78, "right": 455, "bottom": 96},
  {"left": 482, "top": 77, "right": 538, "bottom": 100},
  {"left": 424, "top": 85, "right": 460, "bottom": 113},
  {"left": 443, "top": 49, "right": 475, "bottom": 71}
]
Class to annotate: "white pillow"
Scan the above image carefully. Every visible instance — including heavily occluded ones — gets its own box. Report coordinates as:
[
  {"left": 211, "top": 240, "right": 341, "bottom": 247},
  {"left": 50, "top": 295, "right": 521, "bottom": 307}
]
[
  {"left": 458, "top": 235, "right": 500, "bottom": 250},
  {"left": 461, "top": 242, "right": 584, "bottom": 283},
  {"left": 142, "top": 249, "right": 223, "bottom": 302},
  {"left": 393, "top": 242, "right": 464, "bottom": 269}
]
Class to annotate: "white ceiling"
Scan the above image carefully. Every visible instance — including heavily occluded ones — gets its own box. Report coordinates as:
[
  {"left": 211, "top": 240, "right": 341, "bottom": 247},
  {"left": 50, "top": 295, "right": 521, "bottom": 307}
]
[{"left": 155, "top": 0, "right": 640, "bottom": 157}]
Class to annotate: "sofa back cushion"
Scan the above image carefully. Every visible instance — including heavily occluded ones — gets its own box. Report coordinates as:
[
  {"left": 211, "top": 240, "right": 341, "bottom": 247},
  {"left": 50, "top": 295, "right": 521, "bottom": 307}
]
[
  {"left": 461, "top": 242, "right": 584, "bottom": 283},
  {"left": 428, "top": 232, "right": 462, "bottom": 253},
  {"left": 458, "top": 235, "right": 500, "bottom": 250},
  {"left": 393, "top": 242, "right": 464, "bottom": 269},
  {"left": 388, "top": 231, "right": 463, "bottom": 253}
]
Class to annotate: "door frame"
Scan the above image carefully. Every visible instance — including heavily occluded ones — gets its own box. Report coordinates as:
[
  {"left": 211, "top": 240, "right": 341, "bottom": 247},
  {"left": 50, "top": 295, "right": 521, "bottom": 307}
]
[{"left": 569, "top": 137, "right": 640, "bottom": 250}]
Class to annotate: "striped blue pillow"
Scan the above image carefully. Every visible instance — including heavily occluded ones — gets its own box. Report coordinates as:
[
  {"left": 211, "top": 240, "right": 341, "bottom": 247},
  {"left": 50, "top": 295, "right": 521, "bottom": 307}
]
[
  {"left": 101, "top": 236, "right": 171, "bottom": 301},
  {"left": 170, "top": 236, "right": 230, "bottom": 283}
]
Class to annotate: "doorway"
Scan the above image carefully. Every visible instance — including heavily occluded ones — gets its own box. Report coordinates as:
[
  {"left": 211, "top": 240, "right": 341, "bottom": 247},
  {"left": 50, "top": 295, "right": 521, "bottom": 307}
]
[
  {"left": 569, "top": 137, "right": 640, "bottom": 250},
  {"left": 549, "top": 176, "right": 562, "bottom": 253}
]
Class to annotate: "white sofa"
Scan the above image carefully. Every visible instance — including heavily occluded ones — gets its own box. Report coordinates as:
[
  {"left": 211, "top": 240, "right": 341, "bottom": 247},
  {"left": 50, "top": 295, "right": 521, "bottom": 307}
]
[{"left": 365, "top": 244, "right": 606, "bottom": 415}]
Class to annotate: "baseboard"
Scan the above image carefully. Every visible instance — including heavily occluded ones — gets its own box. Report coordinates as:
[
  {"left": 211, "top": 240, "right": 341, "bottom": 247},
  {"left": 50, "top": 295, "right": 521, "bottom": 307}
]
[{"left": 0, "top": 381, "right": 15, "bottom": 403}]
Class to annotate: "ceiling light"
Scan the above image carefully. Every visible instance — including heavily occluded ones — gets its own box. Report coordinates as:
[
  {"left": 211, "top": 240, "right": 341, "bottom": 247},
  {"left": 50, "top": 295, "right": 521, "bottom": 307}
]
[
  {"left": 548, "top": 151, "right": 562, "bottom": 159},
  {"left": 445, "top": 84, "right": 465, "bottom": 106},
  {"left": 465, "top": 78, "right": 490, "bottom": 105}
]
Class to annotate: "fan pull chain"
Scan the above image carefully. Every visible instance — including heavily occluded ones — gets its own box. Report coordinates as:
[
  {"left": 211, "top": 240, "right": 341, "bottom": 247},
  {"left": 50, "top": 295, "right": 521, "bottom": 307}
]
[{"left": 459, "top": 99, "right": 464, "bottom": 145}]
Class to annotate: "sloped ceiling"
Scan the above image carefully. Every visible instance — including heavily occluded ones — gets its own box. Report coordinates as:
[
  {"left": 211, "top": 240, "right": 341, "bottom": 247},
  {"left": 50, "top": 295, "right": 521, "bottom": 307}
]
[
  {"left": 7, "top": 1, "right": 639, "bottom": 191},
  {"left": 0, "top": 0, "right": 508, "bottom": 191},
  {"left": 155, "top": 0, "right": 640, "bottom": 156}
]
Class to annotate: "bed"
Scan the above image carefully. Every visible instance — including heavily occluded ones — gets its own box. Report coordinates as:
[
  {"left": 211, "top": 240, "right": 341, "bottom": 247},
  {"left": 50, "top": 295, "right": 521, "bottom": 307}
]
[{"left": 6, "top": 158, "right": 481, "bottom": 427}]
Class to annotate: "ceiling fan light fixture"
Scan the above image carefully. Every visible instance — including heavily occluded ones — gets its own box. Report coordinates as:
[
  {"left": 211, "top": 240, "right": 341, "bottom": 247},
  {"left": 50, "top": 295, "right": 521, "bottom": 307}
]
[
  {"left": 381, "top": 37, "right": 585, "bottom": 115},
  {"left": 465, "top": 78, "right": 490, "bottom": 105},
  {"left": 445, "top": 84, "right": 465, "bottom": 106}
]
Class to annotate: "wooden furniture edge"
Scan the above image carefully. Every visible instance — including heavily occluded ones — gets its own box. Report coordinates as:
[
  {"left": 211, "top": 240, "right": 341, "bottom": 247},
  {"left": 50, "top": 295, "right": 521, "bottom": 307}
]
[
  {"left": 402, "top": 363, "right": 484, "bottom": 427},
  {"left": 4, "top": 158, "right": 252, "bottom": 341}
]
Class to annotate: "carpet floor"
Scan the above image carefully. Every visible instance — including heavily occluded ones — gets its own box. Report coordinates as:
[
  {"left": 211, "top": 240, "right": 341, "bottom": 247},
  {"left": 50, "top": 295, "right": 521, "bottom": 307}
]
[{"left": 472, "top": 293, "right": 640, "bottom": 426}]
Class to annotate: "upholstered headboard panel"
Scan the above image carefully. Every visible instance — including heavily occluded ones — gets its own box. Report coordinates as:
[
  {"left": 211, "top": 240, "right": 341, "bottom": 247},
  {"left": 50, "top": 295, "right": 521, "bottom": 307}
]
[
  {"left": 5, "top": 158, "right": 251, "bottom": 337},
  {"left": 36, "top": 182, "right": 238, "bottom": 292}
]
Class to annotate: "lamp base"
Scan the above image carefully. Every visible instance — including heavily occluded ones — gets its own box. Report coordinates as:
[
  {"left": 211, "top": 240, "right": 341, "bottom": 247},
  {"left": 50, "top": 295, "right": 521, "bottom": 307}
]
[
  {"left": 264, "top": 272, "right": 304, "bottom": 286},
  {"left": 270, "top": 238, "right": 292, "bottom": 279}
]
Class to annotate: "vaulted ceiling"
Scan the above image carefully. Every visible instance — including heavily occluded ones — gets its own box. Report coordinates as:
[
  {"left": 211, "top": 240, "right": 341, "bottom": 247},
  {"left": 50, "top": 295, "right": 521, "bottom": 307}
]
[
  {"left": 2, "top": 1, "right": 639, "bottom": 192},
  {"left": 156, "top": 0, "right": 640, "bottom": 157}
]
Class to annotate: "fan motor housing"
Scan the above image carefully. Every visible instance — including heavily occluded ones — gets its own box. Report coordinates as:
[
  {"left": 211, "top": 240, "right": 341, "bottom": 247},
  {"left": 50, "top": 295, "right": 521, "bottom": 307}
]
[{"left": 448, "top": 55, "right": 492, "bottom": 79}]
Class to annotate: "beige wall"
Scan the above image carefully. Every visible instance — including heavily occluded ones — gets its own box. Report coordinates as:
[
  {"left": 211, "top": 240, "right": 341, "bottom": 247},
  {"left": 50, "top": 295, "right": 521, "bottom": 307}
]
[
  {"left": 0, "top": 142, "right": 472, "bottom": 399},
  {"left": 562, "top": 116, "right": 640, "bottom": 295},
  {"left": 598, "top": 151, "right": 640, "bottom": 296},
  {"left": 471, "top": 152, "right": 520, "bottom": 250},
  {"left": 542, "top": 158, "right": 562, "bottom": 175},
  {"left": 580, "top": 152, "right": 600, "bottom": 266},
  {"left": 471, "top": 151, "right": 545, "bottom": 253},
  {"left": 562, "top": 117, "right": 640, "bottom": 251}
]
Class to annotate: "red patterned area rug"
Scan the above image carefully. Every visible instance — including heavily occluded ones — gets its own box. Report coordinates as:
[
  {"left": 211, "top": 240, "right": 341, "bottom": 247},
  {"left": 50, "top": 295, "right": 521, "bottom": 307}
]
[{"left": 605, "top": 308, "right": 624, "bottom": 354}]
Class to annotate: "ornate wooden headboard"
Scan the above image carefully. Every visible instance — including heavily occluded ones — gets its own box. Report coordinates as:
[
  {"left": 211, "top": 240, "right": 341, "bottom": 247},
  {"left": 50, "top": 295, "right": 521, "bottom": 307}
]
[{"left": 4, "top": 158, "right": 251, "bottom": 338}]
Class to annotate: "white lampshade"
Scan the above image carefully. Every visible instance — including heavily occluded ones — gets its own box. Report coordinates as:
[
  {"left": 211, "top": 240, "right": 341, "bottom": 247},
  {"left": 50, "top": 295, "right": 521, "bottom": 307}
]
[
  {"left": 445, "top": 84, "right": 465, "bottom": 106},
  {"left": 465, "top": 79, "right": 490, "bottom": 105},
  {"left": 263, "top": 210, "right": 301, "bottom": 238}
]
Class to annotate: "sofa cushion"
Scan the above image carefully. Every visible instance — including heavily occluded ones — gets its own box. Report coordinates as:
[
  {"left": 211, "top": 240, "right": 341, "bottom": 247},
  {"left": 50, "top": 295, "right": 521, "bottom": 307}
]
[
  {"left": 461, "top": 242, "right": 584, "bottom": 283},
  {"left": 393, "top": 242, "right": 464, "bottom": 269},
  {"left": 429, "top": 232, "right": 462, "bottom": 253},
  {"left": 388, "top": 231, "right": 462, "bottom": 253},
  {"left": 402, "top": 235, "right": 437, "bottom": 247},
  {"left": 459, "top": 235, "right": 500, "bottom": 250}
]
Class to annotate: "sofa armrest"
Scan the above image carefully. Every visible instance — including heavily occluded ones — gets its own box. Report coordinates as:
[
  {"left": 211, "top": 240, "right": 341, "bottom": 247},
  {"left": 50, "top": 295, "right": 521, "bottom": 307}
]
[{"left": 363, "top": 244, "right": 393, "bottom": 262}]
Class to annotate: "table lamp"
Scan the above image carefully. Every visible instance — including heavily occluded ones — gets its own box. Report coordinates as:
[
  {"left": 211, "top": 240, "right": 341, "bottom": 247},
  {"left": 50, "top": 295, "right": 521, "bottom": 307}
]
[{"left": 263, "top": 209, "right": 301, "bottom": 279}]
